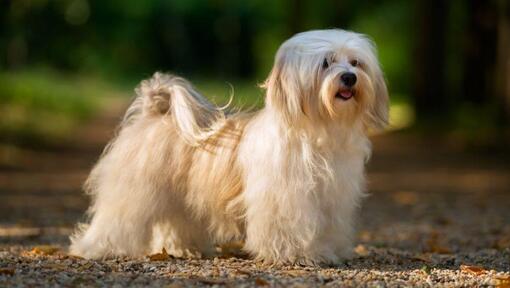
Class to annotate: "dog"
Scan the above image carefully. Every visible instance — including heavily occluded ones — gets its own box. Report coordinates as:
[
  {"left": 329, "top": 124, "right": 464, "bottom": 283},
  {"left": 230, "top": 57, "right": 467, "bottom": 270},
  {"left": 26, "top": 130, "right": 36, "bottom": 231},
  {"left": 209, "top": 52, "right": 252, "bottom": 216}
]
[{"left": 70, "top": 29, "right": 388, "bottom": 265}]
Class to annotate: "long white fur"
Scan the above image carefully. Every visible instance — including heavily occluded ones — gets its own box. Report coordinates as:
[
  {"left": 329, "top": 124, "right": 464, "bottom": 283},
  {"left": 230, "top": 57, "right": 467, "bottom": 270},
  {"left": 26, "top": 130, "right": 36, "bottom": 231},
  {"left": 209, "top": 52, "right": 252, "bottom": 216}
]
[{"left": 70, "top": 29, "right": 388, "bottom": 265}]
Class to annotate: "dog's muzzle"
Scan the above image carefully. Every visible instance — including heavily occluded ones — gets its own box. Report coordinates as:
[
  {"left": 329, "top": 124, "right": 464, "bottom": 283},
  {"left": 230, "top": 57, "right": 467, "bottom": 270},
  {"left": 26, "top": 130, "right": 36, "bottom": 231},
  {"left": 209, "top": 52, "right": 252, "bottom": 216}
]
[
  {"left": 336, "top": 72, "right": 357, "bottom": 101},
  {"left": 341, "top": 72, "right": 357, "bottom": 87}
]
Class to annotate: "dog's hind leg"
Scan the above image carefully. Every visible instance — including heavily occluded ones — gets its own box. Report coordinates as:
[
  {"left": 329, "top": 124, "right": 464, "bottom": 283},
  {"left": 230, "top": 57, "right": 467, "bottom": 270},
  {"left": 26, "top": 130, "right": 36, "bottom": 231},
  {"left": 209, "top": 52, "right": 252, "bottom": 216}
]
[
  {"left": 70, "top": 118, "right": 182, "bottom": 259},
  {"left": 70, "top": 204, "right": 155, "bottom": 259}
]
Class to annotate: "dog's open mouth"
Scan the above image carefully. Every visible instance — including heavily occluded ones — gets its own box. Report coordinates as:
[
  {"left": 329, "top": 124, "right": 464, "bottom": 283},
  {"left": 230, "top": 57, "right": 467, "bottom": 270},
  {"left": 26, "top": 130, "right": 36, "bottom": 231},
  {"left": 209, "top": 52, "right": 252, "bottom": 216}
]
[{"left": 335, "top": 89, "right": 355, "bottom": 101}]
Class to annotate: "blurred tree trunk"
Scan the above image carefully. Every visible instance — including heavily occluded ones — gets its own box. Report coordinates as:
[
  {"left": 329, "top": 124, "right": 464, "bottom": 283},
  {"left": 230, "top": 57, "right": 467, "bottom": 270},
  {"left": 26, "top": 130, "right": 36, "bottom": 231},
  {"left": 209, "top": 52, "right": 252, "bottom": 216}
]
[
  {"left": 461, "top": 0, "right": 498, "bottom": 105},
  {"left": 413, "top": 0, "right": 449, "bottom": 124},
  {"left": 495, "top": 1, "right": 510, "bottom": 125},
  {"left": 288, "top": 0, "right": 304, "bottom": 34}
]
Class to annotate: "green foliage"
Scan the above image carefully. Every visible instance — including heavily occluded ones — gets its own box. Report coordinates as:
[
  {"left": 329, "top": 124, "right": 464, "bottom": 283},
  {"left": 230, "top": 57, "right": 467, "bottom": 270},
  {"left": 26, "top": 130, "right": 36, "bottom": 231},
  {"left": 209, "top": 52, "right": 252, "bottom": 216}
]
[
  {"left": 0, "top": 69, "right": 126, "bottom": 145},
  {"left": 0, "top": 0, "right": 506, "bottom": 143},
  {"left": 350, "top": 0, "right": 412, "bottom": 95}
]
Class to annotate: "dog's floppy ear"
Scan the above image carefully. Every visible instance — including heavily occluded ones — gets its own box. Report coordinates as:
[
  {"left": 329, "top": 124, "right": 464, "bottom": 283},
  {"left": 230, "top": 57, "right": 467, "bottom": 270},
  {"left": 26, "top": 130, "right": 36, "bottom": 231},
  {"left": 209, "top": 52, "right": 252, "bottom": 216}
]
[
  {"left": 369, "top": 67, "right": 389, "bottom": 130},
  {"left": 263, "top": 51, "right": 304, "bottom": 124},
  {"left": 362, "top": 38, "right": 389, "bottom": 131}
]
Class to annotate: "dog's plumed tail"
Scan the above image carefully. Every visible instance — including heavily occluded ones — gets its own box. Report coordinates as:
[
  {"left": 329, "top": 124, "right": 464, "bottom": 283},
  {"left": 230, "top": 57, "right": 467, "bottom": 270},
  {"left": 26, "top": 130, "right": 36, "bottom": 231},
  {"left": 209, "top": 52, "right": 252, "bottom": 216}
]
[{"left": 128, "top": 72, "right": 225, "bottom": 145}]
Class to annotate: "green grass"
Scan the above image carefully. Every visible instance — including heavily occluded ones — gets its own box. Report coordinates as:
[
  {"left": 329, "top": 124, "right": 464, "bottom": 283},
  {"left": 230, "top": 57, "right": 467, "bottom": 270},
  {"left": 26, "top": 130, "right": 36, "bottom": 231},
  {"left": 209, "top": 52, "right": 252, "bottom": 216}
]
[{"left": 0, "top": 69, "right": 128, "bottom": 146}]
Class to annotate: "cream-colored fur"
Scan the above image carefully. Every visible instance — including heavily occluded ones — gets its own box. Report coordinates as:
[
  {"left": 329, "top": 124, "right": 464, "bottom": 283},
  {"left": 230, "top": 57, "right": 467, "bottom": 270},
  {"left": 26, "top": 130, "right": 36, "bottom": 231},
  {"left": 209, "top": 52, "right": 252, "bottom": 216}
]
[{"left": 70, "top": 29, "right": 388, "bottom": 265}]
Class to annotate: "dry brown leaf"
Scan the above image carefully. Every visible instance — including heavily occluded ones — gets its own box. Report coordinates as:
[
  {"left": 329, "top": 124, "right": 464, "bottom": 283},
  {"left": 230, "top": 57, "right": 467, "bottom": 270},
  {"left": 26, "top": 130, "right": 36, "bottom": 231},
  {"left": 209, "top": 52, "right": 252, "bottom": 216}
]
[
  {"left": 354, "top": 244, "right": 369, "bottom": 257},
  {"left": 78, "top": 262, "right": 94, "bottom": 271},
  {"left": 413, "top": 253, "right": 432, "bottom": 263},
  {"left": 496, "top": 236, "right": 510, "bottom": 249},
  {"left": 148, "top": 248, "right": 170, "bottom": 261},
  {"left": 218, "top": 241, "right": 248, "bottom": 258},
  {"left": 358, "top": 230, "right": 372, "bottom": 242},
  {"left": 235, "top": 269, "right": 252, "bottom": 276},
  {"left": 31, "top": 245, "right": 59, "bottom": 255},
  {"left": 220, "top": 240, "right": 244, "bottom": 250},
  {"left": 283, "top": 269, "right": 307, "bottom": 277},
  {"left": 429, "top": 245, "right": 451, "bottom": 254},
  {"left": 494, "top": 275, "right": 510, "bottom": 288},
  {"left": 460, "top": 264, "right": 487, "bottom": 275},
  {"left": 426, "top": 232, "right": 452, "bottom": 254},
  {"left": 392, "top": 191, "right": 419, "bottom": 205},
  {"left": 0, "top": 268, "right": 15, "bottom": 276},
  {"left": 255, "top": 278, "right": 269, "bottom": 286}
]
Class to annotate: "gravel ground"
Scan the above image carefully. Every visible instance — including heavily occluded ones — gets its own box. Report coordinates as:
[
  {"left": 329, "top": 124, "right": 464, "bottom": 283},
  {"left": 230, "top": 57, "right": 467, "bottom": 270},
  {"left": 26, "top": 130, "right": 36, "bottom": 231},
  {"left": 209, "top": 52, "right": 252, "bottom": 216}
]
[
  {"left": 0, "top": 245, "right": 509, "bottom": 287},
  {"left": 0, "top": 106, "right": 509, "bottom": 287}
]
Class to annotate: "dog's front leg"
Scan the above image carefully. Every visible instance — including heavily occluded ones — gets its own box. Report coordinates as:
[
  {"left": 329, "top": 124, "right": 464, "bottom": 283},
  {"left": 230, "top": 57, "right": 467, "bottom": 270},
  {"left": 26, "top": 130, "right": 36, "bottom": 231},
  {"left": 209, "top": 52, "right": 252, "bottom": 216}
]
[{"left": 241, "top": 172, "right": 341, "bottom": 265}]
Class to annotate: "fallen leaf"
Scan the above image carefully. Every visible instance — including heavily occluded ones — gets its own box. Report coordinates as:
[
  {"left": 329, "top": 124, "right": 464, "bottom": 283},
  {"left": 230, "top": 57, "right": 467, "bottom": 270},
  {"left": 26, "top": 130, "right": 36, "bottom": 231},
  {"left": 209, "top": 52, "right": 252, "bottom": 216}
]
[
  {"left": 392, "top": 191, "right": 419, "bottom": 205},
  {"left": 494, "top": 275, "right": 510, "bottom": 288},
  {"left": 282, "top": 269, "right": 307, "bottom": 277},
  {"left": 429, "top": 245, "right": 451, "bottom": 254},
  {"left": 413, "top": 253, "right": 432, "bottom": 263},
  {"left": 460, "top": 264, "right": 487, "bottom": 275},
  {"left": 235, "top": 269, "right": 252, "bottom": 276},
  {"left": 426, "top": 232, "right": 451, "bottom": 254},
  {"left": 220, "top": 240, "right": 244, "bottom": 251},
  {"left": 78, "top": 262, "right": 94, "bottom": 271},
  {"left": 218, "top": 241, "right": 249, "bottom": 258},
  {"left": 148, "top": 248, "right": 170, "bottom": 261},
  {"left": 43, "top": 263, "right": 67, "bottom": 270},
  {"left": 31, "top": 245, "right": 59, "bottom": 255},
  {"left": 0, "top": 268, "right": 15, "bottom": 276},
  {"left": 255, "top": 278, "right": 269, "bottom": 286},
  {"left": 495, "top": 236, "right": 510, "bottom": 249},
  {"left": 354, "top": 244, "right": 369, "bottom": 257},
  {"left": 358, "top": 230, "right": 372, "bottom": 242}
]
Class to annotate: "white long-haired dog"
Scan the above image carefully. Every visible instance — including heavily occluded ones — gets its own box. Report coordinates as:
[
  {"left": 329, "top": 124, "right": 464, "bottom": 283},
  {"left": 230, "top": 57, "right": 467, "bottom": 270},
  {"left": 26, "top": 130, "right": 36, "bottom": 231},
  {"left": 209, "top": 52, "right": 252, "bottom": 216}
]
[{"left": 70, "top": 29, "right": 388, "bottom": 265}]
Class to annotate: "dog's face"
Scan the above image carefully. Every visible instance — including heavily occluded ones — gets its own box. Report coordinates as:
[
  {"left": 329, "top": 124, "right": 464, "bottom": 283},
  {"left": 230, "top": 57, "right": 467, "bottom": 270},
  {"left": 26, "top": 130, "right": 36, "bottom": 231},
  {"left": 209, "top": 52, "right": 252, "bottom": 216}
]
[{"left": 264, "top": 29, "right": 389, "bottom": 130}]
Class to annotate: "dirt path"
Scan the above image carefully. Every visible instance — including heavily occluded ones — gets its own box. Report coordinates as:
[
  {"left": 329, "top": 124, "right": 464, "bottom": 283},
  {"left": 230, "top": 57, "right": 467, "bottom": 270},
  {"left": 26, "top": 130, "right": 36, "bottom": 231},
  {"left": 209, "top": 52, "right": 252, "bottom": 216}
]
[{"left": 0, "top": 103, "right": 509, "bottom": 287}]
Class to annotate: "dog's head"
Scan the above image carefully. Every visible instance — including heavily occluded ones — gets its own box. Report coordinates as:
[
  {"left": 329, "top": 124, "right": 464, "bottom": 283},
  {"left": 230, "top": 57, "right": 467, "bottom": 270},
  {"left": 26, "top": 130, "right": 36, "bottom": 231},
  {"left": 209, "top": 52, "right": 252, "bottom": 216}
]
[{"left": 264, "top": 29, "right": 389, "bottom": 131}]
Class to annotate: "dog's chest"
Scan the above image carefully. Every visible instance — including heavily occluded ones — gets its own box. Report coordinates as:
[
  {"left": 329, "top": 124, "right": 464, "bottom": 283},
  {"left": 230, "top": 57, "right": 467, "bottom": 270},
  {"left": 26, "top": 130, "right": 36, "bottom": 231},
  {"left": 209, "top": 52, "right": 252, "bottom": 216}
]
[{"left": 316, "top": 138, "right": 368, "bottom": 204}]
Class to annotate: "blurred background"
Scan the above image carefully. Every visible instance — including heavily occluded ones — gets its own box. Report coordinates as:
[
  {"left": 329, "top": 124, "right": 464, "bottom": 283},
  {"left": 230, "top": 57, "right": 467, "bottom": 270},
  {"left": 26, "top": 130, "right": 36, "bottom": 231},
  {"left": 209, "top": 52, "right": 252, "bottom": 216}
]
[
  {"left": 0, "top": 0, "right": 510, "bottom": 256},
  {"left": 1, "top": 0, "right": 509, "bottom": 147}
]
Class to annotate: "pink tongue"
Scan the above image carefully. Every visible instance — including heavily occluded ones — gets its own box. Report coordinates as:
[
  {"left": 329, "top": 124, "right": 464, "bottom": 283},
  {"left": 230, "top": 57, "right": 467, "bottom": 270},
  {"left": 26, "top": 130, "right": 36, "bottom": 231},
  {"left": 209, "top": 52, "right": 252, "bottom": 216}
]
[{"left": 340, "top": 91, "right": 352, "bottom": 98}]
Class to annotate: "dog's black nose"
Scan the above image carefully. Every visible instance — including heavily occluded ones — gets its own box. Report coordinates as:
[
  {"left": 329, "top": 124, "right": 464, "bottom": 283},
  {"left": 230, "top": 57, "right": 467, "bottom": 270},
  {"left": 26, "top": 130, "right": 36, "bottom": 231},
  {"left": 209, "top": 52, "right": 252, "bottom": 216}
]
[{"left": 341, "top": 72, "right": 357, "bottom": 87}]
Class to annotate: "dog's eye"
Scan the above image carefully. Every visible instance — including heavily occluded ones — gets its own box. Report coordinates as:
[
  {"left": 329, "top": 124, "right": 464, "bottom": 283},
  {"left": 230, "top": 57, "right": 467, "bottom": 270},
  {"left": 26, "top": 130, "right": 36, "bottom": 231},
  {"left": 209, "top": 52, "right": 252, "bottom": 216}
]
[
  {"left": 322, "top": 58, "right": 329, "bottom": 69},
  {"left": 350, "top": 59, "right": 359, "bottom": 67}
]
